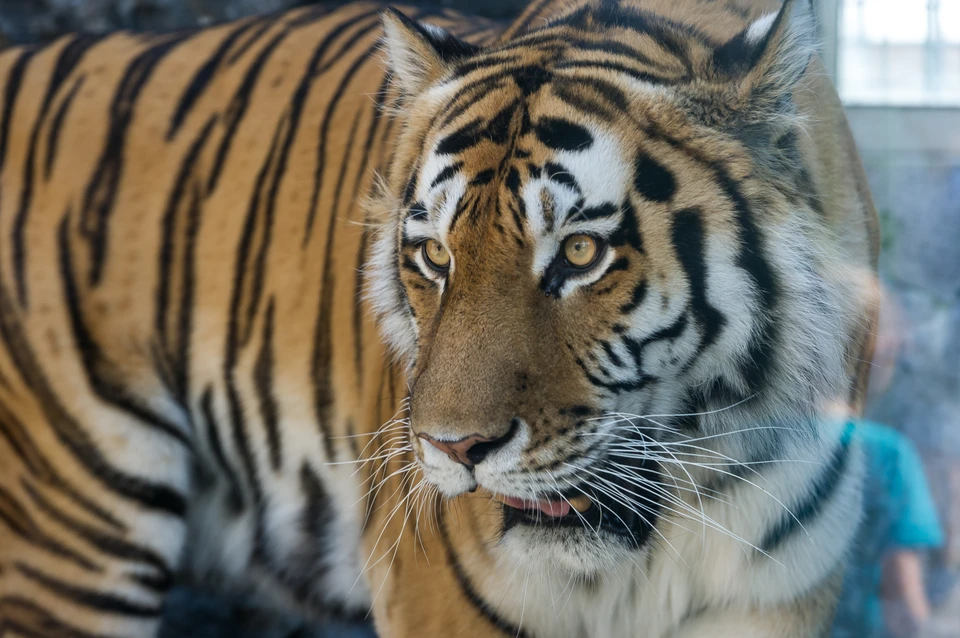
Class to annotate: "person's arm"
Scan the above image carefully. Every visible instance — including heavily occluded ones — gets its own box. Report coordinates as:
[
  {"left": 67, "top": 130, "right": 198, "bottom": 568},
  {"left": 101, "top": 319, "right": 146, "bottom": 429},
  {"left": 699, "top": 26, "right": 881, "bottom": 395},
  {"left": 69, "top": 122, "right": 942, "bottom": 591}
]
[
  {"left": 881, "top": 550, "right": 931, "bottom": 637},
  {"left": 880, "top": 428, "right": 945, "bottom": 637}
]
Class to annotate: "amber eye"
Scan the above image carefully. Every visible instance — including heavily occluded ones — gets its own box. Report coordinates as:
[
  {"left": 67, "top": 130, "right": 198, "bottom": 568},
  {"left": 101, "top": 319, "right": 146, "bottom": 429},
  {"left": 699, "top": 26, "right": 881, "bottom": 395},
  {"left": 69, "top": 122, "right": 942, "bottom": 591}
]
[
  {"left": 422, "top": 239, "right": 451, "bottom": 272},
  {"left": 563, "top": 235, "right": 599, "bottom": 268}
]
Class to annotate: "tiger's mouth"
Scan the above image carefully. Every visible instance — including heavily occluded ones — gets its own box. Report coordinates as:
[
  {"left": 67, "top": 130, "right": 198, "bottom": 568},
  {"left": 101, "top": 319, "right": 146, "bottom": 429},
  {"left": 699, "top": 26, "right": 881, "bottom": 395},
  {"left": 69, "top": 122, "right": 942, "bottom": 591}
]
[
  {"left": 488, "top": 456, "right": 663, "bottom": 547},
  {"left": 492, "top": 493, "right": 594, "bottom": 518}
]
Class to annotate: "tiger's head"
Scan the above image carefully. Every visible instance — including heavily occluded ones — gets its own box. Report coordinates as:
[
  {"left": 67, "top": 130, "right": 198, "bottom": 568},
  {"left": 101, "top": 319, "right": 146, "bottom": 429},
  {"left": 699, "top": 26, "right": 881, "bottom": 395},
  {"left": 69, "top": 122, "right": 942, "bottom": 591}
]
[{"left": 367, "top": 0, "right": 871, "bottom": 574}]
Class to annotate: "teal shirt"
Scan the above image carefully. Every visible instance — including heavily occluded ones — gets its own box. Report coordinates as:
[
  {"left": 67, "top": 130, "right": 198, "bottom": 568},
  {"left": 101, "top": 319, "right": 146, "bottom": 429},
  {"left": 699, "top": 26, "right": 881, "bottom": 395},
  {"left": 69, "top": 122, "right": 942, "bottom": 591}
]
[{"left": 832, "top": 421, "right": 944, "bottom": 637}]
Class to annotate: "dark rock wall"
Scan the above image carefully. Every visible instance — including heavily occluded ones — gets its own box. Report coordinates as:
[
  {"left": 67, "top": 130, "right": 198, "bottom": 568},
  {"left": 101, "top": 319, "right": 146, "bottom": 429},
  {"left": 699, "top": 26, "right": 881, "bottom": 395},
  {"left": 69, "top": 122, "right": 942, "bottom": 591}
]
[{"left": 0, "top": 0, "right": 521, "bottom": 44}]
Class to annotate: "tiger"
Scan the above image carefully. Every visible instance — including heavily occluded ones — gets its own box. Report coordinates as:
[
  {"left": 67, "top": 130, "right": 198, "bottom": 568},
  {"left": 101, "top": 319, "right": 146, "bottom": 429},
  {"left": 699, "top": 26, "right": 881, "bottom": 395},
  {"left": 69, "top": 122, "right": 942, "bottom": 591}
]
[{"left": 0, "top": 0, "right": 879, "bottom": 636}]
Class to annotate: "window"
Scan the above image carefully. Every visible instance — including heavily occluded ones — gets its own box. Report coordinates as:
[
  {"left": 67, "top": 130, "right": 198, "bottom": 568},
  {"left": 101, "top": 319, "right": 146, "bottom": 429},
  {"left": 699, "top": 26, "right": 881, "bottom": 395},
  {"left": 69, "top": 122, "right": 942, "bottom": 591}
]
[{"left": 838, "top": 0, "right": 960, "bottom": 106}]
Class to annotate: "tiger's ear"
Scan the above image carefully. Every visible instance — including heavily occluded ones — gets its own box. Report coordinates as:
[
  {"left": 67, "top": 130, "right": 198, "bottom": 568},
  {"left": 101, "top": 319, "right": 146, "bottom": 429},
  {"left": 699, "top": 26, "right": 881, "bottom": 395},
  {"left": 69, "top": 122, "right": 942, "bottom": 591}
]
[
  {"left": 380, "top": 8, "right": 481, "bottom": 97},
  {"left": 712, "top": 0, "right": 818, "bottom": 107}
]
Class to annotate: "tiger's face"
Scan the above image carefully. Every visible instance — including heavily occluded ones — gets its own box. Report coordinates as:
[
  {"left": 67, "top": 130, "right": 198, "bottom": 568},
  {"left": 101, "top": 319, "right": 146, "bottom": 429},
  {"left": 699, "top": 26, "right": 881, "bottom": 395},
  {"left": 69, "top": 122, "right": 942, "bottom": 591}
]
[{"left": 368, "top": 4, "right": 858, "bottom": 574}]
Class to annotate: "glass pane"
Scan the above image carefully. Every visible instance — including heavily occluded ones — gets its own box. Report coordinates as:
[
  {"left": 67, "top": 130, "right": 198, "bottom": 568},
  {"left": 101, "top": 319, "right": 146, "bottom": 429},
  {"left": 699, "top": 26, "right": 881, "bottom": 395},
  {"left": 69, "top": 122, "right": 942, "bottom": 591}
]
[{"left": 840, "top": 0, "right": 960, "bottom": 105}]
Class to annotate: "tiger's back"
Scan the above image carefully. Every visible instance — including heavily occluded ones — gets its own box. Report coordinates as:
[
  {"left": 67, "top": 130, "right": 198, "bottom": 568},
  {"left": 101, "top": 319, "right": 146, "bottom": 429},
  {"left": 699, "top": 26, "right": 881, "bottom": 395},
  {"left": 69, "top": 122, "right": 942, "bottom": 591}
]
[
  {"left": 0, "top": 3, "right": 437, "bottom": 632},
  {"left": 0, "top": 1, "right": 877, "bottom": 637}
]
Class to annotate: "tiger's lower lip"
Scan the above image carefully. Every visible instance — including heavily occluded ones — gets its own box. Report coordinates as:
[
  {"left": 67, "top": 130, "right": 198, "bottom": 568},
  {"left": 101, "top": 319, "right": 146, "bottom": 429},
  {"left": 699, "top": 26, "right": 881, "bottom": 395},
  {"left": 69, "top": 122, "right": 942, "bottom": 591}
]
[{"left": 492, "top": 493, "right": 593, "bottom": 517}]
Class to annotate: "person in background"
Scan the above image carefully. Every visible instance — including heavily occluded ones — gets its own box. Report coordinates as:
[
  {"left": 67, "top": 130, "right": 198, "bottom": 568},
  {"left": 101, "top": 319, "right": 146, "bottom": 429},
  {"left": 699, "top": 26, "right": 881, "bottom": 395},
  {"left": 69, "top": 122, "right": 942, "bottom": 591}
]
[{"left": 832, "top": 420, "right": 944, "bottom": 638}]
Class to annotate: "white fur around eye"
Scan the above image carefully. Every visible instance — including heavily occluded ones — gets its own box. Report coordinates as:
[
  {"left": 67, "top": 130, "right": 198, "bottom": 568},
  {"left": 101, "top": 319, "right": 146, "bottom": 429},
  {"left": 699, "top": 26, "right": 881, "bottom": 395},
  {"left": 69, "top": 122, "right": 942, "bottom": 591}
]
[
  {"left": 561, "top": 215, "right": 624, "bottom": 239},
  {"left": 418, "top": 154, "right": 468, "bottom": 237},
  {"left": 403, "top": 218, "right": 435, "bottom": 242},
  {"left": 554, "top": 131, "right": 629, "bottom": 218}
]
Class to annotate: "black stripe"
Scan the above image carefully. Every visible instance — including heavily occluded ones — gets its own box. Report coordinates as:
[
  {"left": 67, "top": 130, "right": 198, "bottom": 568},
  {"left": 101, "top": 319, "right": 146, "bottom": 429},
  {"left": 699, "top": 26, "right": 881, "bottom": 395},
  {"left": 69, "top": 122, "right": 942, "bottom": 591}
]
[
  {"left": 760, "top": 423, "right": 855, "bottom": 552},
  {"left": 0, "top": 486, "right": 101, "bottom": 572},
  {"left": 0, "top": 253, "right": 187, "bottom": 519},
  {"left": 0, "top": 596, "right": 115, "bottom": 638},
  {"left": 438, "top": 511, "right": 531, "bottom": 638},
  {"left": 507, "top": 199, "right": 526, "bottom": 240},
  {"left": 227, "top": 106, "right": 286, "bottom": 356},
  {"left": 576, "top": 355, "right": 654, "bottom": 394},
  {"left": 446, "top": 188, "right": 478, "bottom": 234},
  {"left": 577, "top": 203, "right": 618, "bottom": 222},
  {"left": 551, "top": 80, "right": 620, "bottom": 122},
  {"left": 309, "top": 44, "right": 381, "bottom": 463},
  {"left": 569, "top": 38, "right": 672, "bottom": 73},
  {"left": 671, "top": 208, "right": 726, "bottom": 354},
  {"left": 555, "top": 59, "right": 681, "bottom": 85},
  {"left": 634, "top": 151, "right": 677, "bottom": 203},
  {"left": 167, "top": 20, "right": 258, "bottom": 140},
  {"left": 81, "top": 33, "right": 193, "bottom": 285},
  {"left": 16, "top": 563, "right": 162, "bottom": 618},
  {"left": 219, "top": 78, "right": 309, "bottom": 555},
  {"left": 711, "top": 169, "right": 780, "bottom": 392},
  {"left": 619, "top": 280, "right": 648, "bottom": 314},
  {"left": 207, "top": 29, "right": 289, "bottom": 192},
  {"left": 534, "top": 117, "right": 593, "bottom": 151},
  {"left": 486, "top": 98, "right": 520, "bottom": 143},
  {"left": 582, "top": 3, "right": 702, "bottom": 65},
  {"left": 610, "top": 199, "right": 644, "bottom": 253},
  {"left": 10, "top": 34, "right": 98, "bottom": 305},
  {"left": 645, "top": 124, "right": 780, "bottom": 392},
  {"left": 45, "top": 74, "right": 85, "bottom": 179},
  {"left": 448, "top": 53, "right": 525, "bottom": 80},
  {"left": 174, "top": 181, "right": 203, "bottom": 400},
  {"left": 249, "top": 8, "right": 382, "bottom": 243},
  {"left": 0, "top": 46, "right": 38, "bottom": 173},
  {"left": 544, "top": 161, "right": 580, "bottom": 193},
  {"left": 0, "top": 404, "right": 125, "bottom": 531},
  {"left": 43, "top": 35, "right": 101, "bottom": 113},
  {"left": 226, "top": 19, "right": 276, "bottom": 65},
  {"left": 351, "top": 72, "right": 392, "bottom": 391},
  {"left": 504, "top": 0, "right": 555, "bottom": 39},
  {"left": 299, "top": 461, "right": 333, "bottom": 558},
  {"left": 254, "top": 299, "right": 282, "bottom": 471},
  {"left": 606, "top": 256, "right": 630, "bottom": 273},
  {"left": 438, "top": 77, "right": 506, "bottom": 129},
  {"left": 429, "top": 162, "right": 463, "bottom": 189},
  {"left": 361, "top": 368, "right": 391, "bottom": 531},
  {"left": 628, "top": 314, "right": 688, "bottom": 355},
  {"left": 563, "top": 76, "right": 630, "bottom": 112},
  {"left": 156, "top": 115, "right": 217, "bottom": 402},
  {"left": 471, "top": 168, "right": 495, "bottom": 186},
  {"left": 59, "top": 216, "right": 192, "bottom": 447},
  {"left": 222, "top": 119, "right": 289, "bottom": 513},
  {"left": 200, "top": 387, "right": 245, "bottom": 513},
  {"left": 600, "top": 340, "right": 624, "bottom": 367},
  {"left": 21, "top": 480, "right": 173, "bottom": 593},
  {"left": 435, "top": 117, "right": 485, "bottom": 156}
]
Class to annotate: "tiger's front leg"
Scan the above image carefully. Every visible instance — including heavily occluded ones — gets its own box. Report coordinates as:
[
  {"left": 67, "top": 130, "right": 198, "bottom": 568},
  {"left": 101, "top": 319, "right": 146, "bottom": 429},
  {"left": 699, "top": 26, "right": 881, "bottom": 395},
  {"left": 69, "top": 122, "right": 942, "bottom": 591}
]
[{"left": 0, "top": 372, "right": 191, "bottom": 637}]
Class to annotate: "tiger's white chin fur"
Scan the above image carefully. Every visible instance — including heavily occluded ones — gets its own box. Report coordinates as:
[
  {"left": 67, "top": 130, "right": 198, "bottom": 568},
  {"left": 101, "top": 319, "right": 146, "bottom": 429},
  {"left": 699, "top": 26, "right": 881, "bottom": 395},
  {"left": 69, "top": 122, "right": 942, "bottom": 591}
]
[{"left": 498, "top": 523, "right": 633, "bottom": 576}]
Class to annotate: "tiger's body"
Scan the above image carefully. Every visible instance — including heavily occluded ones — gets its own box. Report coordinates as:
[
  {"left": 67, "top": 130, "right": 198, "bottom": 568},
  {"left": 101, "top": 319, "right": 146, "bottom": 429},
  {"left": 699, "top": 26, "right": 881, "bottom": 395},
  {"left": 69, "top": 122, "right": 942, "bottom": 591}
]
[{"left": 0, "top": 1, "right": 878, "bottom": 637}]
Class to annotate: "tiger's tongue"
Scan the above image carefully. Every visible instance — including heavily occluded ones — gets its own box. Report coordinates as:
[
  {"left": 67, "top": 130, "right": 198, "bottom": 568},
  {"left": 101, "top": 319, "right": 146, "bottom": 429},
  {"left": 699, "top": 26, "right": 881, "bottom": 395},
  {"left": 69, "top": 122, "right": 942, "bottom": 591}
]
[{"left": 499, "top": 495, "right": 571, "bottom": 517}]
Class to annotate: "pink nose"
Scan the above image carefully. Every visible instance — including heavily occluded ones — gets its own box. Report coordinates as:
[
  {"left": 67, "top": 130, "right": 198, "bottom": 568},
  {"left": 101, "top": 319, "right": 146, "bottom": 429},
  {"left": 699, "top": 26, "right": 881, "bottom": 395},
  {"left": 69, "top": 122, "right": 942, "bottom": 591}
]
[{"left": 418, "top": 433, "right": 496, "bottom": 467}]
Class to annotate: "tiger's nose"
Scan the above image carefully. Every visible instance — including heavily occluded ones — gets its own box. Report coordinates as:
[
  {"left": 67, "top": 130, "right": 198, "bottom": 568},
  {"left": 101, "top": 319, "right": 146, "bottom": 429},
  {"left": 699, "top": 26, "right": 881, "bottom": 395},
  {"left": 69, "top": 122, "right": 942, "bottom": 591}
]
[{"left": 418, "top": 420, "right": 520, "bottom": 467}]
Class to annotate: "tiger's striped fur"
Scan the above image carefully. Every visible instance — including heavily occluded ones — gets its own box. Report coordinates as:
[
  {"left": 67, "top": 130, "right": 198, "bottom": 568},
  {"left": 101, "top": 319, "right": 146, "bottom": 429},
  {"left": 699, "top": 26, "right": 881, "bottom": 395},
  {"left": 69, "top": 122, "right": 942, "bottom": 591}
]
[{"left": 0, "top": 1, "right": 877, "bottom": 637}]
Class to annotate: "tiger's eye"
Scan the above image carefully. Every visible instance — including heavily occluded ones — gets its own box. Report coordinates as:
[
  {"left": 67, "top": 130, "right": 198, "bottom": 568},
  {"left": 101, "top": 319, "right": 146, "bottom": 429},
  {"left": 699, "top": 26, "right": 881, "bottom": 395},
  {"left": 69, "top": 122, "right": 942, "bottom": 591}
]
[
  {"left": 422, "top": 239, "right": 451, "bottom": 271},
  {"left": 563, "top": 235, "right": 598, "bottom": 268}
]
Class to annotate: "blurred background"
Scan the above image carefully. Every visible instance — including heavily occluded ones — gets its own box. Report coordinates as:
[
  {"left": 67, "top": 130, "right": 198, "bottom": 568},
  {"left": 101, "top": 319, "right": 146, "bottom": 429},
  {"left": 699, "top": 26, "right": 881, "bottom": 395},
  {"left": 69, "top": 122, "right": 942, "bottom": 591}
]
[{"left": 0, "top": 1, "right": 956, "bottom": 637}]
